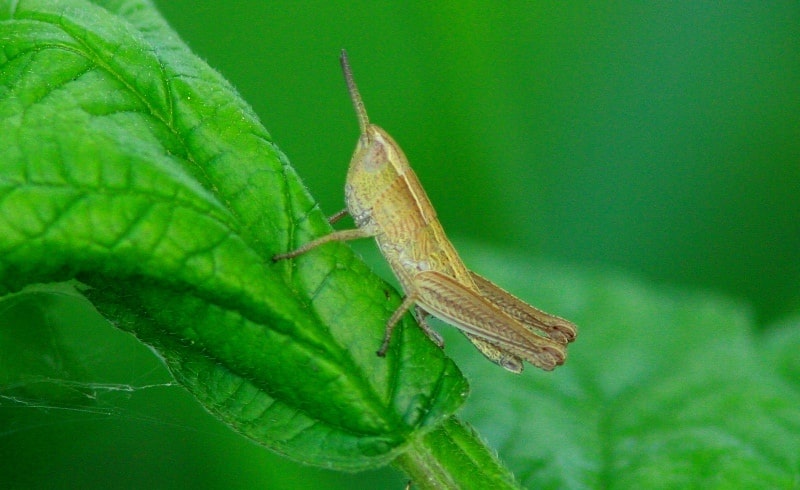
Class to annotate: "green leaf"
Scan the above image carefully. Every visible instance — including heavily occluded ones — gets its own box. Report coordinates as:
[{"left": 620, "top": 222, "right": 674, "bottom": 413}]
[
  {"left": 395, "top": 416, "right": 520, "bottom": 490},
  {"left": 445, "top": 245, "right": 800, "bottom": 489},
  {"left": 0, "top": 0, "right": 467, "bottom": 470}
]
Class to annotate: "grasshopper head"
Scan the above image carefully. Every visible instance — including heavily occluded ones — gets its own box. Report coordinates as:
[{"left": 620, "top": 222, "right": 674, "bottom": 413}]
[
  {"left": 345, "top": 123, "right": 410, "bottom": 226},
  {"left": 340, "top": 51, "right": 412, "bottom": 224}
]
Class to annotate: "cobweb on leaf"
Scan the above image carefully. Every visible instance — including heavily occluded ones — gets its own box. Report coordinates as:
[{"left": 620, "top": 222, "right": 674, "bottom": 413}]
[{"left": 0, "top": 285, "right": 194, "bottom": 438}]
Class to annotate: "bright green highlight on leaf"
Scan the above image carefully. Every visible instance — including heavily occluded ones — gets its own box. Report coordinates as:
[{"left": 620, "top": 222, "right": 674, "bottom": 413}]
[{"left": 0, "top": 0, "right": 467, "bottom": 471}]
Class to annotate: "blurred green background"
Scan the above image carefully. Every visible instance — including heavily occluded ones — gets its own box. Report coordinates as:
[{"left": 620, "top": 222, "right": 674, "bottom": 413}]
[
  {"left": 2, "top": 1, "right": 798, "bottom": 488},
  {"left": 155, "top": 1, "right": 798, "bottom": 322}
]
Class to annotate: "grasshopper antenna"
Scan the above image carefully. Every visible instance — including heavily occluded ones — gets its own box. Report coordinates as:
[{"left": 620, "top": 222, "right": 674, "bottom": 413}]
[{"left": 340, "top": 49, "right": 369, "bottom": 135}]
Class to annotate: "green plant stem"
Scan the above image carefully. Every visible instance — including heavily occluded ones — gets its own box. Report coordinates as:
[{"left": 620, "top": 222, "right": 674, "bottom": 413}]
[{"left": 393, "top": 416, "right": 520, "bottom": 490}]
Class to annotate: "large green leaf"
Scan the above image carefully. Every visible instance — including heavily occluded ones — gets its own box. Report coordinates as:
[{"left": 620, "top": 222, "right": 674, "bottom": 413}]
[{"left": 0, "top": 0, "right": 467, "bottom": 470}]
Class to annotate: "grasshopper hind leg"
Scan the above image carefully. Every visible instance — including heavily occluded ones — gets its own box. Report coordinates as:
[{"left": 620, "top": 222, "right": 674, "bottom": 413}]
[
  {"left": 413, "top": 307, "right": 444, "bottom": 348},
  {"left": 376, "top": 296, "right": 444, "bottom": 357},
  {"left": 377, "top": 294, "right": 417, "bottom": 357},
  {"left": 463, "top": 334, "right": 524, "bottom": 373}
]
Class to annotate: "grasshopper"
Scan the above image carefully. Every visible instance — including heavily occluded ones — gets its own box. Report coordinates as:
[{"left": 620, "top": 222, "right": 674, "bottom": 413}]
[{"left": 274, "top": 51, "right": 576, "bottom": 372}]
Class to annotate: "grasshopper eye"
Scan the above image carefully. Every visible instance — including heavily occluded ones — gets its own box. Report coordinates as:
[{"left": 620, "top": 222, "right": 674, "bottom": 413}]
[{"left": 360, "top": 133, "right": 390, "bottom": 172}]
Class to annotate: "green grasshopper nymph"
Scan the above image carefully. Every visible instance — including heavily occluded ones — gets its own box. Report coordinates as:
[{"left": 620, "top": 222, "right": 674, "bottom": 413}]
[{"left": 274, "top": 50, "right": 576, "bottom": 373}]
